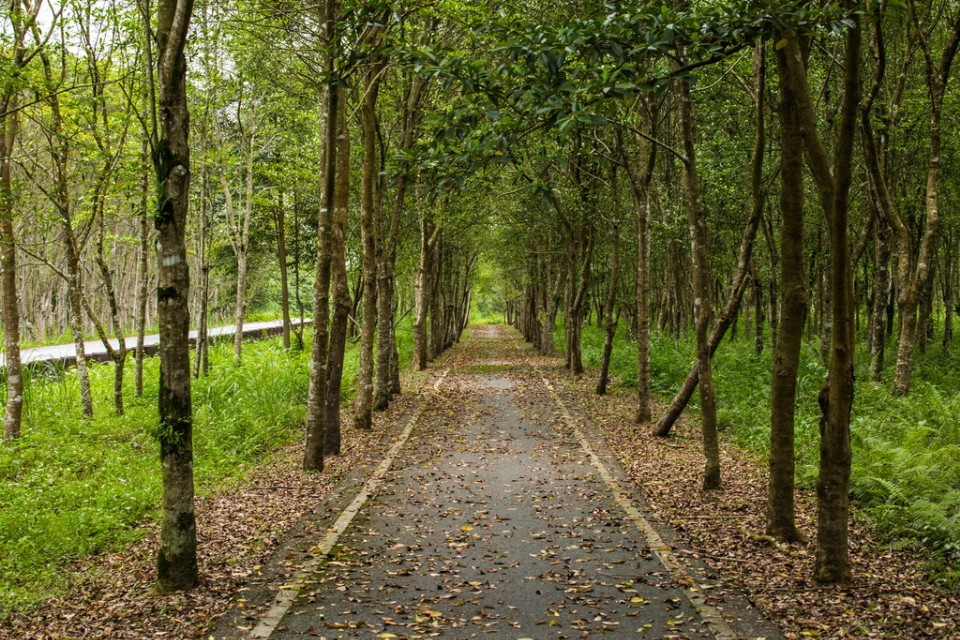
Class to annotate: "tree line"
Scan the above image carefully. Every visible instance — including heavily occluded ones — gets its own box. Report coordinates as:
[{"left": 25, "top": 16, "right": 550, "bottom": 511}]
[{"left": 2, "top": 0, "right": 959, "bottom": 593}]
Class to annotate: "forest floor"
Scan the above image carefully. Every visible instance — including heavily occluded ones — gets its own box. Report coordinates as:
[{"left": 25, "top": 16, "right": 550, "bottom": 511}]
[{"left": 2, "top": 324, "right": 958, "bottom": 639}]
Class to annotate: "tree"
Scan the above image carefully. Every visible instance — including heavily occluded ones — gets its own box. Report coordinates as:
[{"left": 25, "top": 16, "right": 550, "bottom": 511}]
[
  {"left": 151, "top": 0, "right": 198, "bottom": 591},
  {"left": 352, "top": 57, "right": 383, "bottom": 430},
  {"left": 1, "top": 0, "right": 46, "bottom": 440},
  {"left": 778, "top": 5, "right": 861, "bottom": 584}
]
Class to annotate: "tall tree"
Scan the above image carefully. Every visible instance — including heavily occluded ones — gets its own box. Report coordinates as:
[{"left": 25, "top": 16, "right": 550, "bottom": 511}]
[
  {"left": 674, "top": 60, "right": 720, "bottom": 490},
  {"left": 353, "top": 59, "right": 383, "bottom": 430},
  {"left": 152, "top": 0, "right": 198, "bottom": 591},
  {"left": 767, "top": 31, "right": 805, "bottom": 543},
  {"left": 0, "top": 0, "right": 43, "bottom": 439},
  {"left": 779, "top": 6, "right": 862, "bottom": 584},
  {"left": 303, "top": 0, "right": 340, "bottom": 471}
]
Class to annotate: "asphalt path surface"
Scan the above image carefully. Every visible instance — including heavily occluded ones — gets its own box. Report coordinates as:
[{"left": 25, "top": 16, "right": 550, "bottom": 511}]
[
  {"left": 0, "top": 319, "right": 308, "bottom": 369},
  {"left": 217, "top": 326, "right": 782, "bottom": 640}
]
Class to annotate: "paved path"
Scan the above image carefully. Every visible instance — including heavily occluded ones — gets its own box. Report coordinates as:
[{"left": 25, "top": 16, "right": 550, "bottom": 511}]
[
  {"left": 217, "top": 325, "right": 782, "bottom": 640},
  {"left": 0, "top": 319, "right": 309, "bottom": 369}
]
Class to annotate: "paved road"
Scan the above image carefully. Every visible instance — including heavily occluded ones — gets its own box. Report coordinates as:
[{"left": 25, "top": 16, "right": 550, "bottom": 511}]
[
  {"left": 0, "top": 318, "right": 309, "bottom": 369},
  {"left": 216, "top": 325, "right": 782, "bottom": 640}
]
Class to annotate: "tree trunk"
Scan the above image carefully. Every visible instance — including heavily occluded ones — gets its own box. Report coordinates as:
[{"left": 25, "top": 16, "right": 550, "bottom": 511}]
[
  {"left": 153, "top": 0, "right": 198, "bottom": 592},
  {"left": 277, "top": 191, "right": 291, "bottom": 350},
  {"left": 597, "top": 223, "right": 620, "bottom": 396},
  {"left": 375, "top": 75, "right": 424, "bottom": 410},
  {"left": 889, "top": 8, "right": 960, "bottom": 395},
  {"left": 303, "top": 17, "right": 339, "bottom": 471},
  {"left": 651, "top": 101, "right": 765, "bottom": 439},
  {"left": 618, "top": 123, "right": 656, "bottom": 423},
  {"left": 324, "top": 102, "right": 351, "bottom": 457},
  {"left": 413, "top": 212, "right": 438, "bottom": 371},
  {"left": 0, "top": 93, "right": 23, "bottom": 440},
  {"left": 942, "top": 232, "right": 955, "bottom": 355},
  {"left": 767, "top": 35, "right": 805, "bottom": 542},
  {"left": 39, "top": 48, "right": 94, "bottom": 419},
  {"left": 193, "top": 164, "right": 210, "bottom": 379},
  {"left": 136, "top": 143, "right": 151, "bottom": 394},
  {"left": 780, "top": 10, "right": 861, "bottom": 584},
  {"left": 675, "top": 66, "right": 720, "bottom": 490},
  {"left": 353, "top": 64, "right": 381, "bottom": 430}
]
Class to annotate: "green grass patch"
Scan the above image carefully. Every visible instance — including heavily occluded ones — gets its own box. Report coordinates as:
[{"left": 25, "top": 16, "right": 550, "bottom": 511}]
[
  {"left": 575, "top": 321, "right": 960, "bottom": 583},
  {"left": 0, "top": 314, "right": 419, "bottom": 615},
  {"left": 0, "top": 338, "right": 314, "bottom": 614}
]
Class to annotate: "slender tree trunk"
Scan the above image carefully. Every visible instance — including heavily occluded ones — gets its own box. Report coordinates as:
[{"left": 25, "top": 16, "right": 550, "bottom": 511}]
[
  {"left": 675, "top": 67, "right": 720, "bottom": 489},
  {"left": 292, "top": 195, "right": 305, "bottom": 352},
  {"left": 277, "top": 191, "right": 291, "bottom": 350},
  {"left": 304, "top": 0, "right": 340, "bottom": 470},
  {"left": 753, "top": 268, "right": 764, "bottom": 355},
  {"left": 375, "top": 75, "right": 423, "bottom": 410},
  {"left": 136, "top": 142, "right": 150, "bottom": 395},
  {"left": 618, "top": 123, "right": 656, "bottom": 423},
  {"left": 780, "top": 9, "right": 861, "bottom": 583},
  {"left": 193, "top": 165, "right": 210, "bottom": 379},
  {"left": 153, "top": 0, "right": 198, "bottom": 592},
  {"left": 869, "top": 217, "right": 891, "bottom": 379},
  {"left": 231, "top": 111, "right": 255, "bottom": 363},
  {"left": 651, "top": 153, "right": 764, "bottom": 438},
  {"left": 943, "top": 233, "right": 954, "bottom": 355},
  {"left": 889, "top": 8, "right": 960, "bottom": 395},
  {"left": 597, "top": 223, "right": 620, "bottom": 395},
  {"left": 0, "top": 94, "right": 23, "bottom": 440},
  {"left": 324, "top": 102, "right": 351, "bottom": 457},
  {"left": 767, "top": 35, "right": 805, "bottom": 542},
  {"left": 413, "top": 215, "right": 438, "bottom": 371},
  {"left": 353, "top": 82, "right": 378, "bottom": 423},
  {"left": 39, "top": 49, "right": 94, "bottom": 418}
]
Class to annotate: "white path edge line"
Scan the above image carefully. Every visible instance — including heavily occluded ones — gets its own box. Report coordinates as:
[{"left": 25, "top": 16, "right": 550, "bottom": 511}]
[
  {"left": 248, "top": 369, "right": 450, "bottom": 639},
  {"left": 541, "top": 376, "right": 742, "bottom": 640}
]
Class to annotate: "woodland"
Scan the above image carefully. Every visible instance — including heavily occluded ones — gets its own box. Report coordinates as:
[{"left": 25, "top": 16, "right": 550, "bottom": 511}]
[{"left": 2, "top": 0, "right": 960, "bottom": 635}]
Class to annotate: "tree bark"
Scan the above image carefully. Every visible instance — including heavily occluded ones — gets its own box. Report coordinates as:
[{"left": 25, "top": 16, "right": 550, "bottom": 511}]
[
  {"left": 0, "top": 93, "right": 23, "bottom": 440},
  {"left": 413, "top": 215, "right": 439, "bottom": 371},
  {"left": 153, "top": 0, "right": 198, "bottom": 592},
  {"left": 597, "top": 222, "right": 620, "bottom": 396},
  {"left": 324, "top": 100, "right": 351, "bottom": 456},
  {"left": 136, "top": 142, "right": 151, "bottom": 394},
  {"left": 277, "top": 191, "right": 291, "bottom": 350},
  {"left": 303, "top": 0, "right": 340, "bottom": 471},
  {"left": 675, "top": 64, "right": 720, "bottom": 490},
  {"left": 375, "top": 74, "right": 424, "bottom": 410},
  {"left": 779, "top": 8, "right": 861, "bottom": 584},
  {"left": 618, "top": 122, "right": 656, "bottom": 423},
  {"left": 353, "top": 62, "right": 382, "bottom": 429},
  {"left": 767, "top": 34, "right": 805, "bottom": 542},
  {"left": 889, "top": 5, "right": 960, "bottom": 395}
]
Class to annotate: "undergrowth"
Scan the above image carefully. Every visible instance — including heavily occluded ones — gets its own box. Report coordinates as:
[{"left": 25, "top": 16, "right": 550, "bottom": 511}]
[
  {"left": 0, "top": 338, "right": 315, "bottom": 614},
  {"left": 577, "top": 322, "right": 960, "bottom": 587}
]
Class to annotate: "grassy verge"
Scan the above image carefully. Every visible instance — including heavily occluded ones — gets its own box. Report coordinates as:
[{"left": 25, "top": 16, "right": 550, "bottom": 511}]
[
  {"left": 0, "top": 322, "right": 392, "bottom": 615},
  {"left": 577, "top": 322, "right": 960, "bottom": 586}
]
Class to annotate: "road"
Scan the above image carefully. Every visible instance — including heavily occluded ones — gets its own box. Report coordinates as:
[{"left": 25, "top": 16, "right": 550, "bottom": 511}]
[{"left": 215, "top": 325, "right": 782, "bottom": 640}]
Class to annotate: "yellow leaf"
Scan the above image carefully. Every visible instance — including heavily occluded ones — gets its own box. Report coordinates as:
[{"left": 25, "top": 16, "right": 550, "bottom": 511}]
[
  {"left": 460, "top": 525, "right": 474, "bottom": 531},
  {"left": 378, "top": 634, "right": 398, "bottom": 638},
  {"left": 776, "top": 38, "right": 789, "bottom": 50}
]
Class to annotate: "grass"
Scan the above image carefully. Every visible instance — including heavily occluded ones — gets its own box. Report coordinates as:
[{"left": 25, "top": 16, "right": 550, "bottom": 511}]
[
  {"left": 576, "top": 320, "right": 960, "bottom": 586},
  {"left": 0, "top": 322, "right": 398, "bottom": 615}
]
